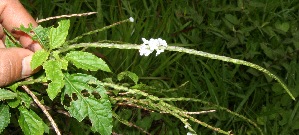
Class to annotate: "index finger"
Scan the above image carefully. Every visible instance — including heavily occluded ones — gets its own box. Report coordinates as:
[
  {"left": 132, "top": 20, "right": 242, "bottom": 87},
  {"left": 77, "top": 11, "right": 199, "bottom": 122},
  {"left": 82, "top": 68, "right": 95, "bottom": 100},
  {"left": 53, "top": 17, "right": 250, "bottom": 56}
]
[{"left": 0, "top": 0, "right": 41, "bottom": 52}]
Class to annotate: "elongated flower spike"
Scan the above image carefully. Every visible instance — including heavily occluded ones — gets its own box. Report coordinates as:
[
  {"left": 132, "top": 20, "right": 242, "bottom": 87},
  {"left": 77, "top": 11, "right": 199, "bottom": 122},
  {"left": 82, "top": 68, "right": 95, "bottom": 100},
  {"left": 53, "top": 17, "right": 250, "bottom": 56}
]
[{"left": 139, "top": 38, "right": 167, "bottom": 56}]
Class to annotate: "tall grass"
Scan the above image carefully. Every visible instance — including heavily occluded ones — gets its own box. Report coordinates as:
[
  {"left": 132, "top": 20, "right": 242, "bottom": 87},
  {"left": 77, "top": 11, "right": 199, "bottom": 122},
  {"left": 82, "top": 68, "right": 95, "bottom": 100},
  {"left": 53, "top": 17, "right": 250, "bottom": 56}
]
[{"left": 17, "top": 0, "right": 299, "bottom": 134}]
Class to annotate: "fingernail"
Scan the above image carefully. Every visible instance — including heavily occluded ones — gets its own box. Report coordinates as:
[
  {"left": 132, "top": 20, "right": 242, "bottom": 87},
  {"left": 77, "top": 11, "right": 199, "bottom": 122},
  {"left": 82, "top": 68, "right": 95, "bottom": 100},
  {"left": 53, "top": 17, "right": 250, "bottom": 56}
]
[
  {"left": 27, "top": 42, "right": 42, "bottom": 52},
  {"left": 21, "top": 54, "right": 33, "bottom": 79}
]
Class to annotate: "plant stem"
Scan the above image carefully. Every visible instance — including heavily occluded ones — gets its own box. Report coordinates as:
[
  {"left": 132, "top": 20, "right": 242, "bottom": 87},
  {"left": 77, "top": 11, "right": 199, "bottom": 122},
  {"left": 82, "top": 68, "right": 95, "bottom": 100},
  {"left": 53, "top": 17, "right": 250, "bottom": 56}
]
[
  {"left": 166, "top": 46, "right": 295, "bottom": 100},
  {"left": 59, "top": 43, "right": 295, "bottom": 100},
  {"left": 159, "top": 98, "right": 263, "bottom": 135},
  {"left": 37, "top": 12, "right": 97, "bottom": 23},
  {"left": 101, "top": 82, "right": 231, "bottom": 134},
  {"left": 65, "top": 18, "right": 132, "bottom": 45},
  {"left": 22, "top": 85, "right": 61, "bottom": 135}
]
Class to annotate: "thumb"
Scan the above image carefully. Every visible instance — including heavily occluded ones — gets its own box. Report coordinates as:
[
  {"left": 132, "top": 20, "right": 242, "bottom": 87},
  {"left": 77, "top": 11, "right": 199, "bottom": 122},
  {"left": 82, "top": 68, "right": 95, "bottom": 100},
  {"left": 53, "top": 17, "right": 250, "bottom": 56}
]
[{"left": 0, "top": 48, "right": 34, "bottom": 87}]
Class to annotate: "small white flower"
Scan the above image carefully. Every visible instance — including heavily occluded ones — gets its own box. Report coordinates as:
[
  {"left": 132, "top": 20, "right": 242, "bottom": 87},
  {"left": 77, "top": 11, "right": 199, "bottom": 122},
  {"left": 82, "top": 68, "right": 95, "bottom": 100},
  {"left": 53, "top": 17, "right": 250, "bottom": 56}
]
[
  {"left": 139, "top": 44, "right": 153, "bottom": 56},
  {"left": 139, "top": 38, "right": 167, "bottom": 56},
  {"left": 142, "top": 38, "right": 149, "bottom": 45},
  {"left": 187, "top": 132, "right": 193, "bottom": 135},
  {"left": 184, "top": 125, "right": 188, "bottom": 128},
  {"left": 129, "top": 17, "right": 134, "bottom": 22},
  {"left": 157, "top": 38, "right": 167, "bottom": 47},
  {"left": 148, "top": 39, "right": 159, "bottom": 50},
  {"left": 155, "top": 49, "right": 164, "bottom": 56}
]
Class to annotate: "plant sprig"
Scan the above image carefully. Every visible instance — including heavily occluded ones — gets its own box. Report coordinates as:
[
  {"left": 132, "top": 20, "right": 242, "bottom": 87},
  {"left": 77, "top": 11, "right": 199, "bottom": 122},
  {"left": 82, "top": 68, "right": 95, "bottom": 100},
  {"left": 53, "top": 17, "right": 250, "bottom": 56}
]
[
  {"left": 57, "top": 42, "right": 295, "bottom": 100},
  {"left": 2, "top": 16, "right": 293, "bottom": 135}
]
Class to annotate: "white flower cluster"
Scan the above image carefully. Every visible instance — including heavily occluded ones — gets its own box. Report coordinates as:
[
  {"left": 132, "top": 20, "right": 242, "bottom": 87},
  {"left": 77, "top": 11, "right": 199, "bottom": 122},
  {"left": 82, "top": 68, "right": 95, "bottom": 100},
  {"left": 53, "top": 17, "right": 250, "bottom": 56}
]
[
  {"left": 139, "top": 38, "right": 167, "bottom": 56},
  {"left": 129, "top": 17, "right": 134, "bottom": 22}
]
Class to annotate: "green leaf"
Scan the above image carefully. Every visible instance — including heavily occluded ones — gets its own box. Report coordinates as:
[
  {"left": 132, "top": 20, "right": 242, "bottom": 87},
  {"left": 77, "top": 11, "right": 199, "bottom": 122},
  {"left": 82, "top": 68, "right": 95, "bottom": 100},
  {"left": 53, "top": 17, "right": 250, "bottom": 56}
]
[
  {"left": 64, "top": 74, "right": 112, "bottom": 135},
  {"left": 65, "top": 51, "right": 111, "bottom": 72},
  {"left": 222, "top": 18, "right": 234, "bottom": 30},
  {"left": 18, "top": 92, "right": 33, "bottom": 108},
  {"left": 18, "top": 24, "right": 33, "bottom": 34},
  {"left": 68, "top": 99, "right": 88, "bottom": 122},
  {"left": 248, "top": 1, "right": 265, "bottom": 7},
  {"left": 292, "top": 119, "right": 299, "bottom": 130},
  {"left": 136, "top": 116, "right": 153, "bottom": 131},
  {"left": 224, "top": 14, "right": 239, "bottom": 25},
  {"left": 44, "top": 60, "right": 65, "bottom": 100},
  {"left": 42, "top": 122, "right": 50, "bottom": 134},
  {"left": 32, "top": 25, "right": 50, "bottom": 49},
  {"left": 43, "top": 59, "right": 64, "bottom": 80},
  {"left": 275, "top": 22, "right": 290, "bottom": 33},
  {"left": 3, "top": 28, "right": 21, "bottom": 48},
  {"left": 47, "top": 80, "right": 65, "bottom": 100},
  {"left": 52, "top": 51, "right": 69, "bottom": 70},
  {"left": 87, "top": 97, "right": 112, "bottom": 135},
  {"left": 117, "top": 71, "right": 139, "bottom": 84},
  {"left": 262, "top": 26, "right": 277, "bottom": 38},
  {"left": 7, "top": 98, "right": 20, "bottom": 108},
  {"left": 64, "top": 74, "right": 93, "bottom": 121},
  {"left": 64, "top": 73, "right": 97, "bottom": 96},
  {"left": 18, "top": 107, "right": 45, "bottom": 135},
  {"left": 260, "top": 43, "right": 275, "bottom": 60},
  {"left": 0, "top": 88, "right": 17, "bottom": 101},
  {"left": 30, "top": 49, "right": 49, "bottom": 70},
  {"left": 4, "top": 36, "right": 17, "bottom": 48},
  {"left": 49, "top": 20, "right": 70, "bottom": 50},
  {"left": 68, "top": 97, "right": 112, "bottom": 135},
  {"left": 8, "top": 83, "right": 18, "bottom": 92},
  {"left": 0, "top": 105, "right": 10, "bottom": 133},
  {"left": 58, "top": 58, "right": 69, "bottom": 70}
]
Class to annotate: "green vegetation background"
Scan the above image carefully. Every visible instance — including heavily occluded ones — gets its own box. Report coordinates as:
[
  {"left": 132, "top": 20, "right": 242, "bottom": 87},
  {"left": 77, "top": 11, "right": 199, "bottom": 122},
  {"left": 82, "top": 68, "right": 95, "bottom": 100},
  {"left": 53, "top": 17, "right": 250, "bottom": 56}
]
[{"left": 14, "top": 0, "right": 299, "bottom": 134}]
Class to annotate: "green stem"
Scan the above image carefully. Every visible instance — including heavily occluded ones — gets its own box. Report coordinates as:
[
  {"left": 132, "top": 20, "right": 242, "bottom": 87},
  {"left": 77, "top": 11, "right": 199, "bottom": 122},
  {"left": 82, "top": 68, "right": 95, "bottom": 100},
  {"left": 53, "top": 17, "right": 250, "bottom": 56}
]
[
  {"left": 103, "top": 82, "right": 230, "bottom": 134},
  {"left": 59, "top": 42, "right": 295, "bottom": 100},
  {"left": 166, "top": 46, "right": 295, "bottom": 100},
  {"left": 159, "top": 97, "right": 263, "bottom": 135},
  {"left": 59, "top": 43, "right": 139, "bottom": 53},
  {"left": 15, "top": 78, "right": 45, "bottom": 86},
  {"left": 65, "top": 18, "right": 132, "bottom": 45}
]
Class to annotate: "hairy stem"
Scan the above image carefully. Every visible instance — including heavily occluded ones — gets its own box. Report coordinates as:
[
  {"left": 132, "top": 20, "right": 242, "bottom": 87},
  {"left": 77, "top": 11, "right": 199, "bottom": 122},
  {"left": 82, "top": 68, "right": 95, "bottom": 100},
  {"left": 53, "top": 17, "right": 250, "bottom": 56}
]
[
  {"left": 22, "top": 85, "right": 61, "bottom": 135},
  {"left": 59, "top": 43, "right": 295, "bottom": 100}
]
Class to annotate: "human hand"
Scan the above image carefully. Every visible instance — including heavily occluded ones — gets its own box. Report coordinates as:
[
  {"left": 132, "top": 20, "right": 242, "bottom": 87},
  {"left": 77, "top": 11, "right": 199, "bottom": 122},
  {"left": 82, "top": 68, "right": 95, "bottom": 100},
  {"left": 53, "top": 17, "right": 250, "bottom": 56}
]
[{"left": 0, "top": 0, "right": 42, "bottom": 87}]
